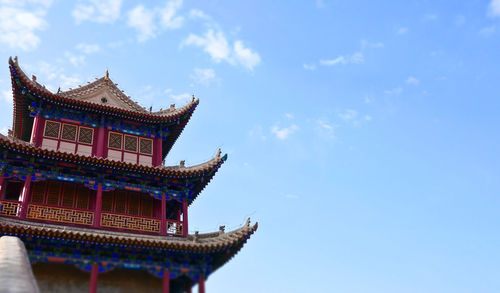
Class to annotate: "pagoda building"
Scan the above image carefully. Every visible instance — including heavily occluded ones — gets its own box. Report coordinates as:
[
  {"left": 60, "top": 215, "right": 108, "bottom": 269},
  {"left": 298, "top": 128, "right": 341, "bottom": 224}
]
[{"left": 0, "top": 57, "right": 257, "bottom": 293}]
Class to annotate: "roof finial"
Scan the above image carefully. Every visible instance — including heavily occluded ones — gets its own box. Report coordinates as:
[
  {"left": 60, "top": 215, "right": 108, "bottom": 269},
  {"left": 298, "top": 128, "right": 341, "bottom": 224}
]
[
  {"left": 57, "top": 87, "right": 60, "bottom": 93},
  {"left": 105, "top": 68, "right": 109, "bottom": 80},
  {"left": 191, "top": 94, "right": 195, "bottom": 102},
  {"left": 216, "top": 148, "right": 221, "bottom": 158},
  {"left": 149, "top": 106, "right": 152, "bottom": 112}
]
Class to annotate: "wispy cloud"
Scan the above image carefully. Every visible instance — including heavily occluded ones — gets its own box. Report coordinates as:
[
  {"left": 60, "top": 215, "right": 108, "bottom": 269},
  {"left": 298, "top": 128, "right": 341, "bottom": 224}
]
[
  {"left": 384, "top": 87, "right": 403, "bottom": 95},
  {"left": 479, "top": 25, "right": 496, "bottom": 37},
  {"left": 406, "top": 76, "right": 420, "bottom": 85},
  {"left": 271, "top": 124, "right": 299, "bottom": 140},
  {"left": 182, "top": 29, "right": 261, "bottom": 70},
  {"left": 127, "top": 0, "right": 183, "bottom": 42},
  {"left": 303, "top": 63, "right": 316, "bottom": 71},
  {"left": 422, "top": 13, "right": 438, "bottom": 22},
  {"left": 2, "top": 90, "right": 12, "bottom": 104},
  {"left": 454, "top": 15, "right": 466, "bottom": 26},
  {"left": 73, "top": 0, "right": 122, "bottom": 24},
  {"left": 65, "top": 52, "right": 86, "bottom": 67},
  {"left": 396, "top": 26, "right": 409, "bottom": 35},
  {"left": 76, "top": 43, "right": 100, "bottom": 54},
  {"left": 248, "top": 125, "right": 267, "bottom": 140},
  {"left": 360, "top": 39, "right": 384, "bottom": 49},
  {"left": 170, "top": 93, "right": 191, "bottom": 102},
  {"left": 25, "top": 61, "right": 81, "bottom": 91},
  {"left": 489, "top": 0, "right": 500, "bottom": 17},
  {"left": 0, "top": 1, "right": 51, "bottom": 51},
  {"left": 190, "top": 68, "right": 218, "bottom": 86},
  {"left": 320, "top": 52, "right": 364, "bottom": 66}
]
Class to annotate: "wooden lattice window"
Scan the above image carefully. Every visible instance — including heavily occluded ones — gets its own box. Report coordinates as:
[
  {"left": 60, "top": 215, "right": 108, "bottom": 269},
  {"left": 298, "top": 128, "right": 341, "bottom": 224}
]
[
  {"left": 30, "top": 182, "right": 46, "bottom": 203},
  {"left": 46, "top": 181, "right": 61, "bottom": 205},
  {"left": 108, "top": 132, "right": 122, "bottom": 149},
  {"left": 78, "top": 127, "right": 93, "bottom": 144},
  {"left": 124, "top": 135, "right": 138, "bottom": 152},
  {"left": 127, "top": 194, "right": 140, "bottom": 215},
  {"left": 76, "top": 186, "right": 90, "bottom": 209},
  {"left": 114, "top": 191, "right": 127, "bottom": 213},
  {"left": 44, "top": 121, "right": 60, "bottom": 138},
  {"left": 139, "top": 138, "right": 153, "bottom": 155},
  {"left": 102, "top": 193, "right": 113, "bottom": 212},
  {"left": 61, "top": 183, "right": 76, "bottom": 207},
  {"left": 61, "top": 124, "right": 77, "bottom": 141},
  {"left": 141, "top": 197, "right": 153, "bottom": 217}
]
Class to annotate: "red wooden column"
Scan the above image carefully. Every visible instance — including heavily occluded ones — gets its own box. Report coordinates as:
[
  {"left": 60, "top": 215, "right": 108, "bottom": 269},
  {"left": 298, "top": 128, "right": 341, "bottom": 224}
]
[
  {"left": 198, "top": 276, "right": 205, "bottom": 293},
  {"left": 182, "top": 201, "right": 188, "bottom": 237},
  {"left": 161, "top": 195, "right": 167, "bottom": 235},
  {"left": 30, "top": 115, "right": 45, "bottom": 147},
  {"left": 95, "top": 127, "right": 105, "bottom": 158},
  {"left": 154, "top": 137, "right": 163, "bottom": 166},
  {"left": 19, "top": 176, "right": 32, "bottom": 219},
  {"left": 0, "top": 174, "right": 5, "bottom": 200},
  {"left": 93, "top": 184, "right": 103, "bottom": 228},
  {"left": 89, "top": 264, "right": 99, "bottom": 293},
  {"left": 162, "top": 269, "right": 170, "bottom": 293}
]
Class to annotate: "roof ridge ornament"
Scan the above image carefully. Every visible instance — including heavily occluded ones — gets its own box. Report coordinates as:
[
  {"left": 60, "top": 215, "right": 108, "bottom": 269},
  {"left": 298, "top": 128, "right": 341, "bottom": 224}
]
[
  {"left": 216, "top": 149, "right": 221, "bottom": 158},
  {"left": 105, "top": 68, "right": 109, "bottom": 80}
]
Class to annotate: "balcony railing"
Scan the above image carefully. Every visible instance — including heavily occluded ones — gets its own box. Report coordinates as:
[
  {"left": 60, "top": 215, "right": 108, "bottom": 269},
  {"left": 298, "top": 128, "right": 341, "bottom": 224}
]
[
  {"left": 0, "top": 201, "right": 184, "bottom": 236},
  {"left": 27, "top": 204, "right": 94, "bottom": 226},
  {"left": 0, "top": 200, "right": 21, "bottom": 217},
  {"left": 100, "top": 212, "right": 161, "bottom": 233}
]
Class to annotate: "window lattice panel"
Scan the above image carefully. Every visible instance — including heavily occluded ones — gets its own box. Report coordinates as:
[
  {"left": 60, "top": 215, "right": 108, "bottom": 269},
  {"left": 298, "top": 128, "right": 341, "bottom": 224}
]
[
  {"left": 140, "top": 138, "right": 153, "bottom": 155},
  {"left": 27, "top": 204, "right": 94, "bottom": 226},
  {"left": 78, "top": 127, "right": 93, "bottom": 144},
  {"left": 124, "top": 135, "right": 138, "bottom": 152},
  {"left": 108, "top": 133, "right": 122, "bottom": 149},
  {"left": 44, "top": 121, "right": 60, "bottom": 138},
  {"left": 61, "top": 124, "right": 77, "bottom": 141}
]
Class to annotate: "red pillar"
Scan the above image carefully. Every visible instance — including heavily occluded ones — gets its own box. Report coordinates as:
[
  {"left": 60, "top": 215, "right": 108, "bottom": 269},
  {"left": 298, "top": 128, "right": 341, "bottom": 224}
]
[
  {"left": 182, "top": 201, "right": 188, "bottom": 237},
  {"left": 89, "top": 264, "right": 98, "bottom": 293},
  {"left": 0, "top": 175, "right": 5, "bottom": 200},
  {"left": 198, "top": 276, "right": 205, "bottom": 293},
  {"left": 30, "top": 115, "right": 44, "bottom": 147},
  {"left": 161, "top": 195, "right": 167, "bottom": 235},
  {"left": 19, "top": 176, "right": 32, "bottom": 219},
  {"left": 95, "top": 127, "right": 105, "bottom": 158},
  {"left": 162, "top": 269, "right": 170, "bottom": 293},
  {"left": 154, "top": 137, "right": 163, "bottom": 166},
  {"left": 93, "top": 184, "right": 103, "bottom": 228}
]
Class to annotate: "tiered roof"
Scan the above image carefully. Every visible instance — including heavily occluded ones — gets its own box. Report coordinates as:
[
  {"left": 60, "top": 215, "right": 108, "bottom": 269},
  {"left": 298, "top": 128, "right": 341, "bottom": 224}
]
[{"left": 8, "top": 57, "right": 198, "bottom": 157}]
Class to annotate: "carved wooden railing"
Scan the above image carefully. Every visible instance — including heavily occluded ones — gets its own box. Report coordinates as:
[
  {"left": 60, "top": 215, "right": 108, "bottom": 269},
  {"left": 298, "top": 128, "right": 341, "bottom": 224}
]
[
  {"left": 27, "top": 204, "right": 94, "bottom": 226},
  {"left": 100, "top": 212, "right": 161, "bottom": 233},
  {"left": 0, "top": 200, "right": 21, "bottom": 217},
  {"left": 166, "top": 220, "right": 183, "bottom": 236}
]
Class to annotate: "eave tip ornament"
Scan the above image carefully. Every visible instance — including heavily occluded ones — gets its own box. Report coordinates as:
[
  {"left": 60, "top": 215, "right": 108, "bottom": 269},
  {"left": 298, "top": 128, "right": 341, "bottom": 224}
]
[{"left": 105, "top": 69, "right": 109, "bottom": 80}]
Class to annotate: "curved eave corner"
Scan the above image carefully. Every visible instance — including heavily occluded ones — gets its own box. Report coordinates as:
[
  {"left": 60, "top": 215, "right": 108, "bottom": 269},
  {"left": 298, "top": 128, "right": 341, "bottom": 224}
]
[{"left": 187, "top": 152, "right": 228, "bottom": 207}]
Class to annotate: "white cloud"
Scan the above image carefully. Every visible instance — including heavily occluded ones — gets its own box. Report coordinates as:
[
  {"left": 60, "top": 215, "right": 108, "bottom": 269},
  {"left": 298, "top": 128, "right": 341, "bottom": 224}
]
[
  {"left": 422, "top": 13, "right": 438, "bottom": 21},
  {"left": 303, "top": 63, "right": 316, "bottom": 71},
  {"left": 0, "top": 2, "right": 50, "bottom": 51},
  {"left": 59, "top": 75, "right": 82, "bottom": 89},
  {"left": 0, "top": 127, "right": 8, "bottom": 135},
  {"left": 189, "top": 9, "right": 210, "bottom": 20},
  {"left": 284, "top": 194, "right": 299, "bottom": 199},
  {"left": 320, "top": 52, "right": 364, "bottom": 66},
  {"left": 76, "top": 43, "right": 100, "bottom": 54},
  {"left": 190, "top": 68, "right": 217, "bottom": 86},
  {"left": 406, "top": 76, "right": 420, "bottom": 85},
  {"left": 270, "top": 124, "right": 298, "bottom": 140},
  {"left": 127, "top": 5, "right": 156, "bottom": 42},
  {"left": 384, "top": 87, "right": 403, "bottom": 95},
  {"left": 360, "top": 39, "right": 384, "bottom": 49},
  {"left": 72, "top": 0, "right": 122, "bottom": 24},
  {"left": 159, "top": 0, "right": 183, "bottom": 29},
  {"left": 285, "top": 113, "right": 294, "bottom": 119},
  {"left": 479, "top": 26, "right": 496, "bottom": 37},
  {"left": 127, "top": 0, "right": 184, "bottom": 42},
  {"left": 248, "top": 125, "right": 266, "bottom": 140},
  {"left": 396, "top": 27, "right": 409, "bottom": 35},
  {"left": 182, "top": 29, "right": 261, "bottom": 70},
  {"left": 364, "top": 115, "right": 372, "bottom": 121},
  {"left": 2, "top": 90, "right": 12, "bottom": 104},
  {"left": 364, "top": 96, "right": 374, "bottom": 104},
  {"left": 338, "top": 109, "right": 358, "bottom": 122},
  {"left": 65, "top": 52, "right": 86, "bottom": 67},
  {"left": 489, "top": 0, "right": 500, "bottom": 17},
  {"left": 170, "top": 93, "right": 190, "bottom": 102}
]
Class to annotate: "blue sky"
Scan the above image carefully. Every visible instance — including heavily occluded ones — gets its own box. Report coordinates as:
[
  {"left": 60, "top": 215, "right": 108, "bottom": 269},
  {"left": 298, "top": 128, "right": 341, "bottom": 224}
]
[{"left": 1, "top": 0, "right": 500, "bottom": 292}]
